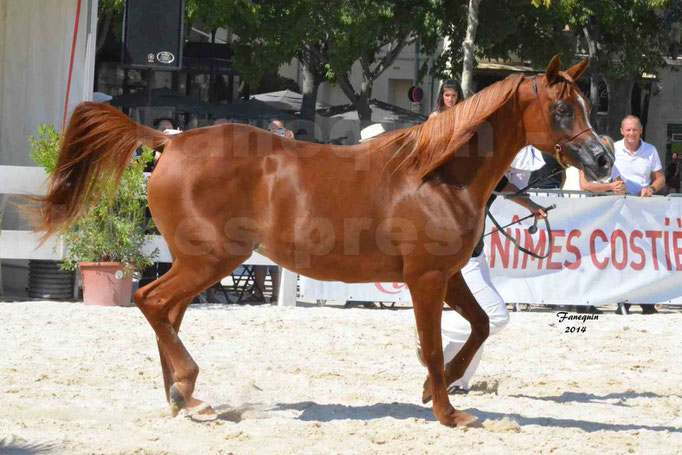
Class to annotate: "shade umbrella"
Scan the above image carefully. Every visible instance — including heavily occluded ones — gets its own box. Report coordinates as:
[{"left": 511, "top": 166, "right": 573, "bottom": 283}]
[
  {"left": 109, "top": 88, "right": 207, "bottom": 109},
  {"left": 251, "top": 89, "right": 330, "bottom": 112},
  {"left": 316, "top": 99, "right": 427, "bottom": 125},
  {"left": 184, "top": 99, "right": 295, "bottom": 122}
]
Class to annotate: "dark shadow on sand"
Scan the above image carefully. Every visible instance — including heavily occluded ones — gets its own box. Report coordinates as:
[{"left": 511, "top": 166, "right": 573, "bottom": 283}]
[
  {"left": 508, "top": 391, "right": 676, "bottom": 407},
  {"left": 272, "top": 401, "right": 436, "bottom": 422},
  {"left": 0, "top": 440, "right": 58, "bottom": 455},
  {"left": 272, "top": 401, "right": 681, "bottom": 433},
  {"left": 469, "top": 408, "right": 682, "bottom": 433}
]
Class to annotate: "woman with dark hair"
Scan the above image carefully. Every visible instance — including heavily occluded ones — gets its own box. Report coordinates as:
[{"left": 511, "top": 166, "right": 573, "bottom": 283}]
[{"left": 430, "top": 79, "right": 463, "bottom": 119}]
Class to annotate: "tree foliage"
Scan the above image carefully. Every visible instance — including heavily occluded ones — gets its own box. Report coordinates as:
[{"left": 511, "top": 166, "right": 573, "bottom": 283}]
[
  {"left": 188, "top": 0, "right": 443, "bottom": 124},
  {"left": 436, "top": 0, "right": 572, "bottom": 78},
  {"left": 541, "top": 0, "right": 678, "bottom": 136},
  {"left": 324, "top": 0, "right": 443, "bottom": 123},
  {"left": 186, "top": 0, "right": 296, "bottom": 87},
  {"left": 556, "top": 0, "right": 672, "bottom": 78},
  {"left": 29, "top": 126, "right": 158, "bottom": 275}
]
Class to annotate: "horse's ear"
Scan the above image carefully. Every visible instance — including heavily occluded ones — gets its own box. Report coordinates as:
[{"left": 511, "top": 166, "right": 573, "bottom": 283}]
[
  {"left": 565, "top": 58, "right": 589, "bottom": 81},
  {"left": 545, "top": 54, "right": 562, "bottom": 85}
]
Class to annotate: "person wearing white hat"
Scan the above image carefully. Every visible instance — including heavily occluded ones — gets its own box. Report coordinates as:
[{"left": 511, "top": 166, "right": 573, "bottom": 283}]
[{"left": 359, "top": 123, "right": 386, "bottom": 143}]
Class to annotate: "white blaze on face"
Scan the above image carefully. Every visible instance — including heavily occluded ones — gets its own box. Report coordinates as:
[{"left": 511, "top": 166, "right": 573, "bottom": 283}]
[
  {"left": 577, "top": 95, "right": 610, "bottom": 182},
  {"left": 577, "top": 96, "right": 600, "bottom": 142}
]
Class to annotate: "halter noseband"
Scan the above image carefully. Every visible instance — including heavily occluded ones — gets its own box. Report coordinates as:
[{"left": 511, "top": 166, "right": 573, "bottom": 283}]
[{"left": 532, "top": 76, "right": 592, "bottom": 169}]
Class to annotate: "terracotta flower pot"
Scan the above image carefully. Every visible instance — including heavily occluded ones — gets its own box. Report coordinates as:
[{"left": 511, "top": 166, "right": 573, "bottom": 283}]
[{"left": 79, "top": 262, "right": 134, "bottom": 307}]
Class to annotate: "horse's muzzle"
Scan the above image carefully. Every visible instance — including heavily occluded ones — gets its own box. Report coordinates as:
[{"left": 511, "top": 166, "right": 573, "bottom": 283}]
[{"left": 583, "top": 141, "right": 613, "bottom": 181}]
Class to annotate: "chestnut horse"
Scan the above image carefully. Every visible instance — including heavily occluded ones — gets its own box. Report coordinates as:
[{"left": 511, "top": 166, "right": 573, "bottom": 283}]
[{"left": 38, "top": 56, "right": 612, "bottom": 427}]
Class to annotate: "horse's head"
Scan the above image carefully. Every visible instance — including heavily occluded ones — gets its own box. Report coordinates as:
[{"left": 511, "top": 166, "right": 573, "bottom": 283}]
[{"left": 523, "top": 55, "right": 613, "bottom": 182}]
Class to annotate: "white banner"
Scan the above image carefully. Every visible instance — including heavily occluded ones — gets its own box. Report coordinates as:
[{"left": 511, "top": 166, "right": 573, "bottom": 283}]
[
  {"left": 487, "top": 195, "right": 682, "bottom": 305},
  {"left": 300, "top": 279, "right": 412, "bottom": 302},
  {"left": 298, "top": 195, "right": 682, "bottom": 305}
]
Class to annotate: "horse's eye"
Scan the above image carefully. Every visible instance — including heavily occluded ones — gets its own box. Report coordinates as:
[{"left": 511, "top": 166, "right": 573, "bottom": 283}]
[{"left": 555, "top": 104, "right": 572, "bottom": 116}]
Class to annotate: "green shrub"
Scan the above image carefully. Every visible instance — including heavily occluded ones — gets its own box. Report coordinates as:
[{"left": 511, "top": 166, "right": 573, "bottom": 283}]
[{"left": 29, "top": 124, "right": 158, "bottom": 275}]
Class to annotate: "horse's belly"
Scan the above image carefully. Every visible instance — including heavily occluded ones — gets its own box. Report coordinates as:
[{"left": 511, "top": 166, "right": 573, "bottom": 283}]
[{"left": 256, "top": 243, "right": 404, "bottom": 283}]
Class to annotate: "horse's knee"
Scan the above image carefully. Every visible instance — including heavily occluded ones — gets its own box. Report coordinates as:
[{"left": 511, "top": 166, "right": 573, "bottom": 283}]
[
  {"left": 134, "top": 288, "right": 167, "bottom": 322},
  {"left": 134, "top": 288, "right": 155, "bottom": 314},
  {"left": 133, "top": 288, "right": 146, "bottom": 308},
  {"left": 473, "top": 312, "right": 490, "bottom": 341}
]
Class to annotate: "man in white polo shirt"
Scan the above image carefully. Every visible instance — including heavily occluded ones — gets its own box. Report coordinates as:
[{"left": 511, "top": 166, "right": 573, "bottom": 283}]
[
  {"left": 613, "top": 115, "right": 664, "bottom": 315},
  {"left": 612, "top": 115, "right": 665, "bottom": 197}
]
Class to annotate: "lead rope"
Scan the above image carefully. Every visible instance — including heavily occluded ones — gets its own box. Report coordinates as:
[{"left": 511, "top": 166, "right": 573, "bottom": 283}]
[
  {"left": 485, "top": 205, "right": 555, "bottom": 259},
  {"left": 485, "top": 166, "right": 561, "bottom": 260}
]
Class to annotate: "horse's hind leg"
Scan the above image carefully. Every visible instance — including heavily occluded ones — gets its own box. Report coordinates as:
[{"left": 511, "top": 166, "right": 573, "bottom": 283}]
[
  {"left": 134, "top": 257, "right": 246, "bottom": 416},
  {"left": 157, "top": 296, "right": 192, "bottom": 403},
  {"left": 421, "top": 271, "right": 490, "bottom": 404},
  {"left": 134, "top": 274, "right": 188, "bottom": 403}
]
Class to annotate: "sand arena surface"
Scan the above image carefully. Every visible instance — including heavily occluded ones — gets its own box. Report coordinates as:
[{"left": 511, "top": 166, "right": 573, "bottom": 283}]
[{"left": 0, "top": 301, "right": 680, "bottom": 455}]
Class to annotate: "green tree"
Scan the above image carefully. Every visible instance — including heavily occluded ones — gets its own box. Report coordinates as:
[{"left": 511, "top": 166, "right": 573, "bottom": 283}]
[
  {"left": 187, "top": 1, "right": 291, "bottom": 92},
  {"left": 436, "top": 0, "right": 572, "bottom": 80},
  {"left": 187, "top": 0, "right": 325, "bottom": 122},
  {"left": 188, "top": 0, "right": 443, "bottom": 127},
  {"left": 535, "top": 0, "right": 676, "bottom": 137},
  {"left": 96, "top": 0, "right": 124, "bottom": 54},
  {"left": 324, "top": 0, "right": 442, "bottom": 125}
]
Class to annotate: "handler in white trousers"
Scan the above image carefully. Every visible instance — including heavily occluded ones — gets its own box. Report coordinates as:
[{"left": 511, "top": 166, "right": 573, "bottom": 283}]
[
  {"left": 417, "top": 173, "right": 547, "bottom": 393},
  {"left": 441, "top": 251, "right": 510, "bottom": 391}
]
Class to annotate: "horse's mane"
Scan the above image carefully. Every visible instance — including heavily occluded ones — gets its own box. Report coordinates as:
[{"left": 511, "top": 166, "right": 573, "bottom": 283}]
[{"left": 375, "top": 75, "right": 525, "bottom": 181}]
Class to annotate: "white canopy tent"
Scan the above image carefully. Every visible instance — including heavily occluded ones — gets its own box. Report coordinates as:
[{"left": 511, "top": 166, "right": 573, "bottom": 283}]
[
  {"left": 0, "top": 0, "right": 98, "bottom": 293},
  {"left": 0, "top": 0, "right": 97, "bottom": 166}
]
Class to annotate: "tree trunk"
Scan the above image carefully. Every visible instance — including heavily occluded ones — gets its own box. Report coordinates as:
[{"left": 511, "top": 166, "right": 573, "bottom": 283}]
[
  {"left": 333, "top": 37, "right": 411, "bottom": 129},
  {"left": 336, "top": 73, "right": 372, "bottom": 128},
  {"left": 461, "top": 0, "right": 483, "bottom": 98},
  {"left": 357, "top": 79, "right": 374, "bottom": 127},
  {"left": 589, "top": 74, "right": 601, "bottom": 127},
  {"left": 604, "top": 75, "right": 634, "bottom": 139},
  {"left": 300, "top": 62, "right": 321, "bottom": 124},
  {"left": 582, "top": 26, "right": 602, "bottom": 127},
  {"left": 96, "top": 8, "right": 113, "bottom": 55}
]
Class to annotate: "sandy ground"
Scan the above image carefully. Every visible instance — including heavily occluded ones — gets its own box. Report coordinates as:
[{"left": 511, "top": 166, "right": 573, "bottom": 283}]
[{"left": 0, "top": 300, "right": 681, "bottom": 455}]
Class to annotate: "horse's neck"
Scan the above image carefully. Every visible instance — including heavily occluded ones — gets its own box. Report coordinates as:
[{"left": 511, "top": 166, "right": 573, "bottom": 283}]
[
  {"left": 489, "top": 105, "right": 528, "bottom": 179},
  {"left": 455, "top": 98, "right": 528, "bottom": 205}
]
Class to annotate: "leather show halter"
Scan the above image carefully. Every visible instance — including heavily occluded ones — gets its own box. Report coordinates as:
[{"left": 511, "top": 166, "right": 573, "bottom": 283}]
[{"left": 532, "top": 75, "right": 593, "bottom": 169}]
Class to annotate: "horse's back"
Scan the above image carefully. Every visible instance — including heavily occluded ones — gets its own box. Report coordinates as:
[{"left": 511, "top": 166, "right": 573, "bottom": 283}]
[{"left": 147, "top": 126, "right": 396, "bottom": 263}]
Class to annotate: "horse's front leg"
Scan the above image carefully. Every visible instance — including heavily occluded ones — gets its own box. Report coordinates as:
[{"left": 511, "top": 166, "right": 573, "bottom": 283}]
[
  {"left": 421, "top": 271, "right": 490, "bottom": 404},
  {"left": 408, "top": 270, "right": 478, "bottom": 428}
]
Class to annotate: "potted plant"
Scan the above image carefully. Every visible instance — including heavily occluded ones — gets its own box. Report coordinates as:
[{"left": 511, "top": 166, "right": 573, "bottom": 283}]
[{"left": 29, "top": 125, "right": 158, "bottom": 306}]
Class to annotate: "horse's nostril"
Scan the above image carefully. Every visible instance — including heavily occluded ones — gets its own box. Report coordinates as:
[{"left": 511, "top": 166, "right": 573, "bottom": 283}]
[{"left": 597, "top": 153, "right": 609, "bottom": 168}]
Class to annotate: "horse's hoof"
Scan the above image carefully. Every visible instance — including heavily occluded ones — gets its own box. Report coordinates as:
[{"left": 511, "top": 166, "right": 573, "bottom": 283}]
[
  {"left": 169, "top": 385, "right": 186, "bottom": 417},
  {"left": 180, "top": 399, "right": 217, "bottom": 421},
  {"left": 421, "top": 376, "right": 432, "bottom": 404},
  {"left": 435, "top": 406, "right": 479, "bottom": 428},
  {"left": 452, "top": 411, "right": 479, "bottom": 428}
]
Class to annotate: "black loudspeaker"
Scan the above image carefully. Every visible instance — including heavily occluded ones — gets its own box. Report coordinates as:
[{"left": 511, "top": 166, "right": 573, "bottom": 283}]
[{"left": 122, "top": 0, "right": 184, "bottom": 70}]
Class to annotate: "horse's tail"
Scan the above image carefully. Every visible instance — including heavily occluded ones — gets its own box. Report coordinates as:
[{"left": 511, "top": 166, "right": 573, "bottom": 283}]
[{"left": 37, "top": 102, "right": 170, "bottom": 240}]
